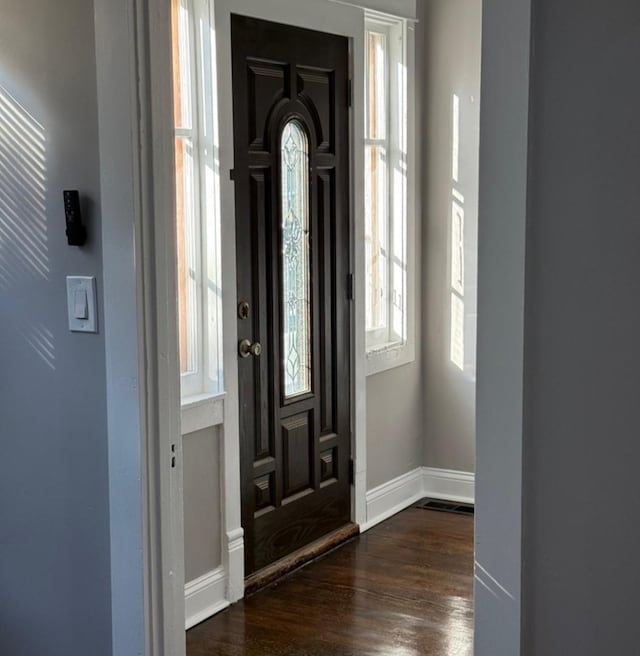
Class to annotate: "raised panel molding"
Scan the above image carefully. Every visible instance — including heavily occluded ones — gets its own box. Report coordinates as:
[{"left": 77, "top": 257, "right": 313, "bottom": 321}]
[
  {"left": 247, "top": 60, "right": 287, "bottom": 149},
  {"left": 296, "top": 67, "right": 333, "bottom": 151},
  {"left": 361, "top": 467, "right": 475, "bottom": 533},
  {"left": 281, "top": 412, "right": 313, "bottom": 498}
]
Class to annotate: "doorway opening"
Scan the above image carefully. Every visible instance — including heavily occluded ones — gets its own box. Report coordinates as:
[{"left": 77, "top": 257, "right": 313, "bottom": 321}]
[{"left": 168, "top": 0, "right": 482, "bottom": 651}]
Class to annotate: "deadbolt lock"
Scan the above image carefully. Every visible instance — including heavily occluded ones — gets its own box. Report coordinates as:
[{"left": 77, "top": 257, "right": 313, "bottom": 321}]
[
  {"left": 239, "top": 339, "right": 261, "bottom": 358},
  {"left": 237, "top": 301, "right": 250, "bottom": 320}
]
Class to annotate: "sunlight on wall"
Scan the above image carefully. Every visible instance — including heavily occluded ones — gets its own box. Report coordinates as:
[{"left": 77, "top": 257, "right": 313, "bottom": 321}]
[
  {"left": 450, "top": 93, "right": 465, "bottom": 371},
  {"left": 24, "top": 321, "right": 56, "bottom": 370},
  {"left": 0, "top": 85, "right": 48, "bottom": 289},
  {"left": 0, "top": 85, "right": 53, "bottom": 370},
  {"left": 475, "top": 560, "right": 516, "bottom": 602}
]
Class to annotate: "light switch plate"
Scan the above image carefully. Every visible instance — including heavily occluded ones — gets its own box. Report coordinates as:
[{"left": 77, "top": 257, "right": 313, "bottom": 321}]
[{"left": 66, "top": 276, "right": 98, "bottom": 333}]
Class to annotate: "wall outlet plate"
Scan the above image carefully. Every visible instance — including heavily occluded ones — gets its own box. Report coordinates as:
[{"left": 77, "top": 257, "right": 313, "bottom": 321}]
[{"left": 66, "top": 276, "right": 98, "bottom": 333}]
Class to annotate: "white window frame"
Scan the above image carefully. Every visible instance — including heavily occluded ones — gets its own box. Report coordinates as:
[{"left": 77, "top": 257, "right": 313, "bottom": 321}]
[
  {"left": 173, "top": 0, "right": 224, "bottom": 400},
  {"left": 364, "top": 11, "right": 416, "bottom": 375}
]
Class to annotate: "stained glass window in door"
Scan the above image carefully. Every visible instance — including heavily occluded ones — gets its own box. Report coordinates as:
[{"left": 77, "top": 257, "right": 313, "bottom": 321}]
[{"left": 281, "top": 120, "right": 311, "bottom": 398}]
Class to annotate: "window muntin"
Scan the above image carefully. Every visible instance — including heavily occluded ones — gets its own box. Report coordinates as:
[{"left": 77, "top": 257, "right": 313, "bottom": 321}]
[
  {"left": 365, "top": 17, "right": 408, "bottom": 355},
  {"left": 280, "top": 120, "right": 312, "bottom": 399}
]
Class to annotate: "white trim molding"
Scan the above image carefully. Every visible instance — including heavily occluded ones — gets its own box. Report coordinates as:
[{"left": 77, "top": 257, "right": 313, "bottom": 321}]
[
  {"left": 328, "top": 0, "right": 417, "bottom": 21},
  {"left": 361, "top": 467, "right": 475, "bottom": 533},
  {"left": 185, "top": 567, "right": 229, "bottom": 630},
  {"left": 422, "top": 467, "right": 474, "bottom": 504},
  {"left": 225, "top": 527, "right": 245, "bottom": 603},
  {"left": 181, "top": 393, "right": 225, "bottom": 435},
  {"left": 95, "top": 0, "right": 185, "bottom": 653},
  {"left": 361, "top": 468, "right": 425, "bottom": 532}
]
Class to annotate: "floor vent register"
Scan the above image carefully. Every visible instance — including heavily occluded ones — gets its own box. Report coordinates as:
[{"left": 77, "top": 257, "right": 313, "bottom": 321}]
[{"left": 414, "top": 498, "right": 474, "bottom": 515}]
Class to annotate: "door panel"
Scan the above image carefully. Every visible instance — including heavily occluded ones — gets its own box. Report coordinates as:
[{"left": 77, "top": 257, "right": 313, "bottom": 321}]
[{"left": 231, "top": 15, "right": 351, "bottom": 575}]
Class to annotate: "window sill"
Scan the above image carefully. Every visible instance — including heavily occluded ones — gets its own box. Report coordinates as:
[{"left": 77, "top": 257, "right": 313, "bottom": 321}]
[
  {"left": 366, "top": 341, "right": 415, "bottom": 377},
  {"left": 181, "top": 391, "right": 225, "bottom": 436}
]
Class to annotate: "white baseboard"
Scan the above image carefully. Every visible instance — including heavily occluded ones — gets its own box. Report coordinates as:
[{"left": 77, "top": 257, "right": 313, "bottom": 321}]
[
  {"left": 361, "top": 467, "right": 475, "bottom": 533},
  {"left": 422, "top": 467, "right": 474, "bottom": 504},
  {"left": 361, "top": 467, "right": 425, "bottom": 532},
  {"left": 184, "top": 566, "right": 229, "bottom": 630},
  {"left": 226, "top": 527, "right": 245, "bottom": 603}
]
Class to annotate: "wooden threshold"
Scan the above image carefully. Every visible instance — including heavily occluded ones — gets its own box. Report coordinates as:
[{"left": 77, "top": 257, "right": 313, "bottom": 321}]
[{"left": 244, "top": 522, "right": 360, "bottom": 596}]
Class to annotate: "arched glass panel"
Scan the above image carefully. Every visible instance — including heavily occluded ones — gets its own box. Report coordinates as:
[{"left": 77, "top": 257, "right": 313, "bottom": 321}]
[{"left": 281, "top": 120, "right": 311, "bottom": 398}]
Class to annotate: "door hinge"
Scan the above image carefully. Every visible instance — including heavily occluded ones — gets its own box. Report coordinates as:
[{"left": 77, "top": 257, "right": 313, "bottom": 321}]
[
  {"left": 349, "top": 458, "right": 355, "bottom": 485},
  {"left": 170, "top": 444, "right": 176, "bottom": 469},
  {"left": 229, "top": 168, "right": 235, "bottom": 181},
  {"left": 347, "top": 79, "right": 353, "bottom": 108},
  {"left": 347, "top": 273, "right": 354, "bottom": 301}
]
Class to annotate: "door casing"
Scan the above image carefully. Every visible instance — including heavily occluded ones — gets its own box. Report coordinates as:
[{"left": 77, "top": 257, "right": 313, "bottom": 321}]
[{"left": 213, "top": 0, "right": 368, "bottom": 601}]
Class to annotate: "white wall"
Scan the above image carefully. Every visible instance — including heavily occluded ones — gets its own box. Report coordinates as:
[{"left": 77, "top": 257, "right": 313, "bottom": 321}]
[
  {"left": 422, "top": 0, "right": 481, "bottom": 474},
  {"left": 0, "top": 1, "right": 112, "bottom": 654}
]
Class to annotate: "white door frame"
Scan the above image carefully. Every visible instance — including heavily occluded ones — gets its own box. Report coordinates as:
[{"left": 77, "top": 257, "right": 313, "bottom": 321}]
[
  {"left": 212, "top": 0, "right": 367, "bottom": 604},
  {"left": 95, "top": 0, "right": 185, "bottom": 654},
  {"left": 94, "top": 0, "right": 532, "bottom": 654}
]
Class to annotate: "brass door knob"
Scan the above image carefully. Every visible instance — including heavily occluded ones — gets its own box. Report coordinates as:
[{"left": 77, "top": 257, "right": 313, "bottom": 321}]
[{"left": 239, "top": 339, "right": 262, "bottom": 358}]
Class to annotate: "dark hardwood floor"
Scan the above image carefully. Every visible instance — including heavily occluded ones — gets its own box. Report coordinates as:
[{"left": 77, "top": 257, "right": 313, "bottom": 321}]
[{"left": 187, "top": 506, "right": 474, "bottom": 656}]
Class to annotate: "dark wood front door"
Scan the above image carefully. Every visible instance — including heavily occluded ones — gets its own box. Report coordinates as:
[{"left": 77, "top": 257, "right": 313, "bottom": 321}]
[{"left": 231, "top": 15, "right": 351, "bottom": 576}]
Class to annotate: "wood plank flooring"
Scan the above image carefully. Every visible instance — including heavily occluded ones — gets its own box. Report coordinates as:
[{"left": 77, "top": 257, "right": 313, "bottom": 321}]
[{"left": 186, "top": 506, "right": 474, "bottom": 656}]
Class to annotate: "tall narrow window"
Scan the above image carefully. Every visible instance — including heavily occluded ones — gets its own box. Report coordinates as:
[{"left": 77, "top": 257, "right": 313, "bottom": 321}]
[
  {"left": 172, "top": 0, "right": 198, "bottom": 377},
  {"left": 365, "top": 30, "right": 389, "bottom": 337},
  {"left": 171, "top": 0, "right": 223, "bottom": 398},
  {"left": 364, "top": 15, "right": 409, "bottom": 363},
  {"left": 280, "top": 120, "right": 311, "bottom": 398}
]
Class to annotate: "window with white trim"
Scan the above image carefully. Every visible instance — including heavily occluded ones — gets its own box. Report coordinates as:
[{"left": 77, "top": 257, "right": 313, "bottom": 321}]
[
  {"left": 364, "top": 14, "right": 409, "bottom": 360},
  {"left": 171, "top": 0, "right": 223, "bottom": 398}
]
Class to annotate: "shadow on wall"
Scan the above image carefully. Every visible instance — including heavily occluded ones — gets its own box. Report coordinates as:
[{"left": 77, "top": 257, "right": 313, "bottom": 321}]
[{"left": 0, "top": 84, "right": 53, "bottom": 369}]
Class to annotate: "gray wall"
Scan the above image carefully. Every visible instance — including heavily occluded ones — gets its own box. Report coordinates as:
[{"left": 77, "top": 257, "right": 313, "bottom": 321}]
[
  {"left": 522, "top": 1, "right": 640, "bottom": 652},
  {"left": 365, "top": 21, "right": 424, "bottom": 491},
  {"left": 0, "top": 1, "right": 112, "bottom": 655},
  {"left": 366, "top": 0, "right": 482, "bottom": 488},
  {"left": 422, "top": 0, "right": 481, "bottom": 473},
  {"left": 366, "top": 362, "right": 424, "bottom": 488},
  {"left": 183, "top": 427, "right": 222, "bottom": 581},
  {"left": 475, "top": 0, "right": 531, "bottom": 652}
]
